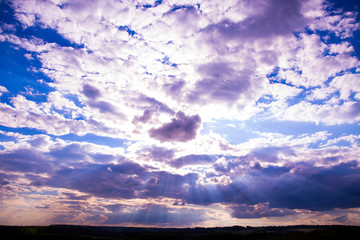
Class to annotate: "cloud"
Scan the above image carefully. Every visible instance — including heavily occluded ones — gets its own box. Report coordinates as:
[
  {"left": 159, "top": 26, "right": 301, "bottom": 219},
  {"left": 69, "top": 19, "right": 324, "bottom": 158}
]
[
  {"left": 82, "top": 84, "right": 101, "bottom": 99},
  {"left": 142, "top": 147, "right": 175, "bottom": 162},
  {"left": 46, "top": 163, "right": 145, "bottom": 199},
  {"left": 231, "top": 202, "right": 296, "bottom": 219},
  {"left": 204, "top": 0, "right": 308, "bottom": 41},
  {"left": 88, "top": 100, "right": 119, "bottom": 115},
  {"left": 171, "top": 154, "right": 217, "bottom": 168},
  {"left": 105, "top": 204, "right": 206, "bottom": 226},
  {"left": 61, "top": 192, "right": 91, "bottom": 201},
  {"left": 132, "top": 109, "right": 155, "bottom": 124},
  {"left": 281, "top": 101, "right": 360, "bottom": 125},
  {"left": 187, "top": 160, "right": 360, "bottom": 212},
  {"left": 49, "top": 143, "right": 87, "bottom": 162},
  {"left": 187, "top": 62, "right": 252, "bottom": 104},
  {"left": 0, "top": 86, "right": 8, "bottom": 97},
  {"left": 0, "top": 149, "right": 53, "bottom": 173},
  {"left": 149, "top": 111, "right": 201, "bottom": 142},
  {"left": 162, "top": 80, "right": 186, "bottom": 98},
  {"left": 142, "top": 171, "right": 198, "bottom": 199},
  {"left": 138, "top": 95, "right": 175, "bottom": 115},
  {"left": 40, "top": 158, "right": 198, "bottom": 200}
]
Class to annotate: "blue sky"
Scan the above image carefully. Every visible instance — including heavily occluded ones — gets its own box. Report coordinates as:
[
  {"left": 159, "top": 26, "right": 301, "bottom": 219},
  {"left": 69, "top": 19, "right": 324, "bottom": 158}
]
[{"left": 1, "top": 0, "right": 360, "bottom": 227}]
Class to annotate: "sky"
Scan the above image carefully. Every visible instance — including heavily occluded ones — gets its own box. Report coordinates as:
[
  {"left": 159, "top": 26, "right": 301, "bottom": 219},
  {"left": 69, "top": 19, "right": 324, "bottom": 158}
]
[{"left": 0, "top": 0, "right": 360, "bottom": 227}]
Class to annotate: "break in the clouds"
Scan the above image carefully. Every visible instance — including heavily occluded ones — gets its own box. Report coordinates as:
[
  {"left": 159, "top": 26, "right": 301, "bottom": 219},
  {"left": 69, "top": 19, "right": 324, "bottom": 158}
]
[{"left": 1, "top": 0, "right": 360, "bottom": 227}]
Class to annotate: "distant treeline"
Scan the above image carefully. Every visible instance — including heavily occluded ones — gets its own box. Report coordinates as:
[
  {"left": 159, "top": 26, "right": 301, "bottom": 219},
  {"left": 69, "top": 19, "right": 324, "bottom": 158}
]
[{"left": 1, "top": 224, "right": 359, "bottom": 239}]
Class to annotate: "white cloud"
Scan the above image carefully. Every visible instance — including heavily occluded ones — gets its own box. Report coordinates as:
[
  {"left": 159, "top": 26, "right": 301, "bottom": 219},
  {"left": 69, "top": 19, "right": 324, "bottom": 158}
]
[
  {"left": 281, "top": 101, "right": 360, "bottom": 125},
  {"left": 0, "top": 86, "right": 8, "bottom": 97},
  {"left": 277, "top": 34, "right": 359, "bottom": 88}
]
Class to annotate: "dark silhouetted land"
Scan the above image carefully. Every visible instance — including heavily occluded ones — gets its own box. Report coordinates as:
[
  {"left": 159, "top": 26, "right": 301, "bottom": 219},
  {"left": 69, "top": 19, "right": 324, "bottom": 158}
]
[{"left": 1, "top": 224, "right": 360, "bottom": 239}]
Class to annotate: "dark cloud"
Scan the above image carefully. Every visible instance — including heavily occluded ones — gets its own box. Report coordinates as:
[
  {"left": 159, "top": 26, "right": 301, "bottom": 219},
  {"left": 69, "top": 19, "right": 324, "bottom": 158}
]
[
  {"left": 132, "top": 95, "right": 175, "bottom": 126},
  {"left": 0, "top": 149, "right": 53, "bottom": 173},
  {"left": 46, "top": 162, "right": 146, "bottom": 199},
  {"left": 145, "top": 147, "right": 175, "bottom": 162},
  {"left": 162, "top": 80, "right": 186, "bottom": 98},
  {"left": 61, "top": 192, "right": 91, "bottom": 200},
  {"left": 45, "top": 161, "right": 198, "bottom": 200},
  {"left": 49, "top": 143, "right": 86, "bottom": 162},
  {"left": 142, "top": 171, "right": 198, "bottom": 199},
  {"left": 3, "top": 145, "right": 360, "bottom": 219},
  {"left": 204, "top": 0, "right": 307, "bottom": 41},
  {"left": 185, "top": 184, "right": 226, "bottom": 206},
  {"left": 332, "top": 215, "right": 350, "bottom": 224},
  {"left": 82, "top": 84, "right": 124, "bottom": 116},
  {"left": 188, "top": 62, "right": 252, "bottom": 104},
  {"left": 27, "top": 173, "right": 49, "bottom": 187},
  {"left": 104, "top": 203, "right": 126, "bottom": 212},
  {"left": 139, "top": 95, "right": 175, "bottom": 115},
  {"left": 0, "top": 178, "right": 9, "bottom": 186},
  {"left": 132, "top": 109, "right": 155, "bottom": 124},
  {"left": 149, "top": 111, "right": 201, "bottom": 142},
  {"left": 171, "top": 154, "right": 217, "bottom": 168},
  {"left": 105, "top": 204, "right": 205, "bottom": 226},
  {"left": 82, "top": 84, "right": 101, "bottom": 99},
  {"left": 88, "top": 100, "right": 117, "bottom": 114},
  {"left": 187, "top": 160, "right": 360, "bottom": 212},
  {"left": 231, "top": 202, "right": 295, "bottom": 219},
  {"left": 34, "top": 204, "right": 50, "bottom": 209}
]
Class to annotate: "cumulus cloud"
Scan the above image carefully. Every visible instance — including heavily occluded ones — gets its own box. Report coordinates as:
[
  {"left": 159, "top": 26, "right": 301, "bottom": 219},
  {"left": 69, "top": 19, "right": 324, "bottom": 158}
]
[
  {"left": 82, "top": 84, "right": 101, "bottom": 99},
  {"left": 204, "top": 0, "right": 308, "bottom": 41},
  {"left": 187, "top": 62, "right": 252, "bottom": 104},
  {"left": 149, "top": 111, "right": 201, "bottom": 142}
]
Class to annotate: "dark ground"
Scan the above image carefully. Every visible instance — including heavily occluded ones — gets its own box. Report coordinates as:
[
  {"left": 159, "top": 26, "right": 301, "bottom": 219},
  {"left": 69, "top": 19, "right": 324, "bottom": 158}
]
[{"left": 1, "top": 224, "right": 359, "bottom": 240}]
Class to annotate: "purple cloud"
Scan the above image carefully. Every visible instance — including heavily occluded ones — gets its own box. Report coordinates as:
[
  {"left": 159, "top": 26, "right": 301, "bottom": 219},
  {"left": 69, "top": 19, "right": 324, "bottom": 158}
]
[
  {"left": 132, "top": 109, "right": 154, "bottom": 124},
  {"left": 230, "top": 202, "right": 295, "bottom": 219},
  {"left": 0, "top": 149, "right": 53, "bottom": 173},
  {"left": 142, "top": 171, "right": 198, "bottom": 199},
  {"left": 187, "top": 62, "right": 252, "bottom": 104},
  {"left": 162, "top": 80, "right": 186, "bottom": 98},
  {"left": 149, "top": 111, "right": 201, "bottom": 142},
  {"left": 187, "top": 160, "right": 360, "bottom": 212},
  {"left": 146, "top": 147, "right": 175, "bottom": 162},
  {"left": 82, "top": 84, "right": 101, "bottom": 99},
  {"left": 0, "top": 178, "right": 9, "bottom": 186},
  {"left": 139, "top": 95, "right": 175, "bottom": 115},
  {"left": 171, "top": 154, "right": 217, "bottom": 168},
  {"left": 88, "top": 100, "right": 117, "bottom": 114},
  {"left": 43, "top": 161, "right": 198, "bottom": 200},
  {"left": 46, "top": 162, "right": 146, "bottom": 199},
  {"left": 49, "top": 143, "right": 86, "bottom": 162},
  {"left": 61, "top": 192, "right": 91, "bottom": 201},
  {"left": 204, "top": 0, "right": 307, "bottom": 41}
]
